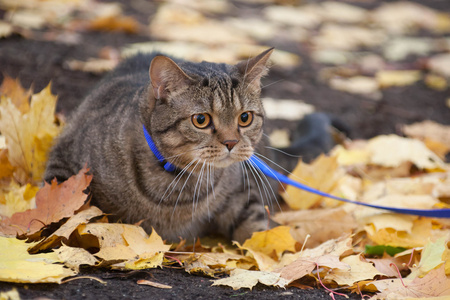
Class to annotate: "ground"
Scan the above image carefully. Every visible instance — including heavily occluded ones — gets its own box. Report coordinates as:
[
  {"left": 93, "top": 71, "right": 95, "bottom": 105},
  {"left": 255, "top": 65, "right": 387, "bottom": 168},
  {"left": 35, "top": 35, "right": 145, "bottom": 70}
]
[{"left": 0, "top": 0, "right": 449, "bottom": 299}]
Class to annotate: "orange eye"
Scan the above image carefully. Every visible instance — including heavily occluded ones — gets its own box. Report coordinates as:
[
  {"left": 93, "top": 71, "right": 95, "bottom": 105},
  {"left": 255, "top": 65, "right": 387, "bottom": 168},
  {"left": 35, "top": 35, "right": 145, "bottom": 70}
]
[
  {"left": 192, "top": 113, "right": 211, "bottom": 129},
  {"left": 238, "top": 111, "right": 253, "bottom": 127}
]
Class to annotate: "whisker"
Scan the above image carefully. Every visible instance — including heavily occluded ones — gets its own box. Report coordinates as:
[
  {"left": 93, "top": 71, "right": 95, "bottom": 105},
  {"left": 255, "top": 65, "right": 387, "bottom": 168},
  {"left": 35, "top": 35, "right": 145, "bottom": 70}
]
[
  {"left": 172, "top": 160, "right": 201, "bottom": 218},
  {"left": 246, "top": 159, "right": 279, "bottom": 212},
  {"left": 160, "top": 159, "right": 196, "bottom": 206}
]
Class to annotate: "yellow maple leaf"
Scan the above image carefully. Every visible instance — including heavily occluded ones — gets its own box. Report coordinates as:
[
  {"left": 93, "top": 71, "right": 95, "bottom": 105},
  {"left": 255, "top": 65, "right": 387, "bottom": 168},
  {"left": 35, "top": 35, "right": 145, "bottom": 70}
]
[
  {"left": 242, "top": 226, "right": 297, "bottom": 261},
  {"left": 212, "top": 269, "right": 289, "bottom": 290},
  {"left": 0, "top": 181, "right": 38, "bottom": 218},
  {"left": 0, "top": 236, "right": 76, "bottom": 283},
  {"left": 365, "top": 218, "right": 435, "bottom": 248},
  {"left": 0, "top": 83, "right": 61, "bottom": 185},
  {"left": 282, "top": 155, "right": 345, "bottom": 210}
]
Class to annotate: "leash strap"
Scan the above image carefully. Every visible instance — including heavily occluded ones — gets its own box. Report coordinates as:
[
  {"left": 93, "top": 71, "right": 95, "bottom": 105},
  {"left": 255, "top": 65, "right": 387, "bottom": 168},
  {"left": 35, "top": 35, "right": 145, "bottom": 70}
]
[{"left": 248, "top": 155, "right": 450, "bottom": 218}]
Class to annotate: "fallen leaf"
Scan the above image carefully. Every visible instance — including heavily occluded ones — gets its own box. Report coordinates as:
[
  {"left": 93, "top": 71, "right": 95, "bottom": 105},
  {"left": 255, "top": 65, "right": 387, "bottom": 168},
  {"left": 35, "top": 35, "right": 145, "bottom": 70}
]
[
  {"left": 65, "top": 58, "right": 118, "bottom": 74},
  {"left": 0, "top": 83, "right": 61, "bottom": 184},
  {"left": 371, "top": 265, "right": 450, "bottom": 299},
  {"left": 0, "top": 182, "right": 38, "bottom": 218},
  {"left": 28, "top": 206, "right": 103, "bottom": 253},
  {"left": 325, "top": 254, "right": 385, "bottom": 286},
  {"left": 0, "top": 21, "right": 13, "bottom": 38},
  {"left": 262, "top": 98, "right": 315, "bottom": 121},
  {"left": 88, "top": 15, "right": 140, "bottom": 34},
  {"left": 212, "top": 268, "right": 289, "bottom": 290},
  {"left": 0, "top": 166, "right": 92, "bottom": 236},
  {"left": 0, "top": 236, "right": 76, "bottom": 283},
  {"left": 137, "top": 279, "right": 172, "bottom": 289},
  {"left": 242, "top": 226, "right": 297, "bottom": 260},
  {"left": 428, "top": 53, "right": 450, "bottom": 77},
  {"left": 376, "top": 70, "right": 422, "bottom": 88},
  {"left": 403, "top": 121, "right": 450, "bottom": 153},
  {"left": 424, "top": 74, "right": 448, "bottom": 91},
  {"left": 367, "top": 135, "right": 447, "bottom": 170},
  {"left": 0, "top": 76, "right": 31, "bottom": 113},
  {"left": 329, "top": 76, "right": 381, "bottom": 99},
  {"left": 273, "top": 208, "right": 356, "bottom": 249},
  {"left": 408, "top": 237, "right": 448, "bottom": 279},
  {"left": 282, "top": 155, "right": 345, "bottom": 210},
  {"left": 0, "top": 288, "right": 20, "bottom": 300},
  {"left": 57, "top": 244, "right": 98, "bottom": 272}
]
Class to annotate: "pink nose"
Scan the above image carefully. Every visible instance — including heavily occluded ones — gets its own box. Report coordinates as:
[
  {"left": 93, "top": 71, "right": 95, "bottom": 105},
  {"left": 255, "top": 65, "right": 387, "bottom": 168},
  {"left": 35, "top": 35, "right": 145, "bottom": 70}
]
[{"left": 222, "top": 140, "right": 238, "bottom": 151}]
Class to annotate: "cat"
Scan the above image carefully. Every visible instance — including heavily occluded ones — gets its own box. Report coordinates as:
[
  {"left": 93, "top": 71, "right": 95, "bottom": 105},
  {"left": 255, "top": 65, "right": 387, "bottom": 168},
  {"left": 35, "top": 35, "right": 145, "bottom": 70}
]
[{"left": 44, "top": 49, "right": 336, "bottom": 243}]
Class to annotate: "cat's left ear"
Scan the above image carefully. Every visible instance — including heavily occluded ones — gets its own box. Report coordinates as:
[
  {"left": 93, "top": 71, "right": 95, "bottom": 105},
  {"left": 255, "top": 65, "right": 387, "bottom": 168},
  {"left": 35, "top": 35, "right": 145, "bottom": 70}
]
[
  {"left": 149, "top": 55, "right": 192, "bottom": 100},
  {"left": 236, "top": 48, "right": 274, "bottom": 92}
]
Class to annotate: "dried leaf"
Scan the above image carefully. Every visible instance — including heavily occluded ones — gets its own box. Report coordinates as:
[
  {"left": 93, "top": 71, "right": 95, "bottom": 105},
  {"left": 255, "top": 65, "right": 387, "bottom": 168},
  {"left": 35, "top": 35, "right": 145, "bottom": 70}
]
[
  {"left": 242, "top": 226, "right": 297, "bottom": 260},
  {"left": 0, "top": 236, "right": 76, "bottom": 283},
  {"left": 57, "top": 244, "right": 98, "bottom": 272},
  {"left": 408, "top": 237, "right": 448, "bottom": 279},
  {"left": 88, "top": 15, "right": 140, "bottom": 34},
  {"left": 0, "top": 166, "right": 92, "bottom": 236},
  {"left": 137, "top": 279, "right": 172, "bottom": 289},
  {"left": 262, "top": 98, "right": 315, "bottom": 121},
  {"left": 376, "top": 70, "right": 422, "bottom": 88},
  {"left": 0, "top": 83, "right": 61, "bottom": 184},
  {"left": 371, "top": 265, "right": 450, "bottom": 298},
  {"left": 212, "top": 269, "right": 289, "bottom": 290},
  {"left": 325, "top": 254, "right": 385, "bottom": 286},
  {"left": 282, "top": 155, "right": 344, "bottom": 210}
]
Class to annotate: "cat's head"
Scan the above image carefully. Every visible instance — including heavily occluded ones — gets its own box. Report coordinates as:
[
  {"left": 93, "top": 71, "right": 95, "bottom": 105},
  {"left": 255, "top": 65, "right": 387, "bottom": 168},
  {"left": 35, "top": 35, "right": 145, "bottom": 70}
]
[{"left": 145, "top": 48, "right": 273, "bottom": 170}]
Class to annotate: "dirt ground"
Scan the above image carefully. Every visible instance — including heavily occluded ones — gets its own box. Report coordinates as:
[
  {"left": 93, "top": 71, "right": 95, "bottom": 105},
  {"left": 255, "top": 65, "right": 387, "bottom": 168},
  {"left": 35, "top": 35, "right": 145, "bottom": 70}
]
[{"left": 0, "top": 0, "right": 449, "bottom": 299}]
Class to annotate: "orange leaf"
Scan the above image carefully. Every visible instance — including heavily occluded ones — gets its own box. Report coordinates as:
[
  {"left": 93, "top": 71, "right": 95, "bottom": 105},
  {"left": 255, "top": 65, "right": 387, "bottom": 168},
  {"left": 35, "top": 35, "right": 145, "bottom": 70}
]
[{"left": 0, "top": 166, "right": 92, "bottom": 236}]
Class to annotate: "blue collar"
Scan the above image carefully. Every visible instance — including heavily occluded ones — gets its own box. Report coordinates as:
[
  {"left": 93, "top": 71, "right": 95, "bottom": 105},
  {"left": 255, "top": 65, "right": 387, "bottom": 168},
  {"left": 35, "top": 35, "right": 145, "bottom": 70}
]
[
  {"left": 142, "top": 124, "right": 449, "bottom": 218},
  {"left": 142, "top": 124, "right": 177, "bottom": 172}
]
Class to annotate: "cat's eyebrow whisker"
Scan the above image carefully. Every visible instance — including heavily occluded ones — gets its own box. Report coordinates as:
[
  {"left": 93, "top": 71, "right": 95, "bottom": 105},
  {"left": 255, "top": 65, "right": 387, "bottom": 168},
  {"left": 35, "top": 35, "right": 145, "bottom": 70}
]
[
  {"left": 262, "top": 144, "right": 304, "bottom": 159},
  {"left": 261, "top": 79, "right": 284, "bottom": 90},
  {"left": 254, "top": 151, "right": 309, "bottom": 185}
]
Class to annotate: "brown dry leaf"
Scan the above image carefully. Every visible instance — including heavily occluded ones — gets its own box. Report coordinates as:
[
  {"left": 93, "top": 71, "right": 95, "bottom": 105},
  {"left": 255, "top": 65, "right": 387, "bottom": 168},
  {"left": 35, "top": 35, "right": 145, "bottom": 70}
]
[
  {"left": 371, "top": 265, "right": 450, "bottom": 299},
  {"left": 273, "top": 208, "right": 356, "bottom": 249},
  {"left": 282, "top": 154, "right": 345, "bottom": 210},
  {"left": 0, "top": 76, "right": 31, "bottom": 113},
  {"left": 212, "top": 268, "right": 289, "bottom": 290},
  {"left": 88, "top": 15, "right": 140, "bottom": 34},
  {"left": 403, "top": 121, "right": 450, "bottom": 156},
  {"left": 137, "top": 279, "right": 172, "bottom": 289},
  {"left": 77, "top": 223, "right": 171, "bottom": 269},
  {"left": 29, "top": 206, "right": 103, "bottom": 253},
  {"left": 325, "top": 254, "right": 385, "bottom": 286},
  {"left": 0, "top": 82, "right": 61, "bottom": 184},
  {"left": 242, "top": 226, "right": 297, "bottom": 260},
  {"left": 57, "top": 244, "right": 98, "bottom": 272},
  {"left": 0, "top": 166, "right": 92, "bottom": 236}
]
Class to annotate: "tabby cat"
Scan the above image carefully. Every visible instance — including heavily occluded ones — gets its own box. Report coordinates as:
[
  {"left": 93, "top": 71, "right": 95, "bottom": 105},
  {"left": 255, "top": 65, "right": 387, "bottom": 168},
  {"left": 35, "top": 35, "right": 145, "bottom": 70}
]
[{"left": 44, "top": 49, "right": 329, "bottom": 243}]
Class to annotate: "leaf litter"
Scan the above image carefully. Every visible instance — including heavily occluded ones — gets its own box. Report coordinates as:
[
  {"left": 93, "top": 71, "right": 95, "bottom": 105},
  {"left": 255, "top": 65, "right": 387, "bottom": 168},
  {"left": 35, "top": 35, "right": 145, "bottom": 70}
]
[
  {"left": 1, "top": 0, "right": 450, "bottom": 297},
  {"left": 0, "top": 64, "right": 450, "bottom": 298}
]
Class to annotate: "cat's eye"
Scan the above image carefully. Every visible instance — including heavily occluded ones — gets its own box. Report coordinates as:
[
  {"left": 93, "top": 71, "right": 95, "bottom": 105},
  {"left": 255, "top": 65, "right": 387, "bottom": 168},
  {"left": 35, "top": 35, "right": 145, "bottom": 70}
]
[
  {"left": 192, "top": 113, "right": 211, "bottom": 129},
  {"left": 238, "top": 111, "right": 253, "bottom": 127}
]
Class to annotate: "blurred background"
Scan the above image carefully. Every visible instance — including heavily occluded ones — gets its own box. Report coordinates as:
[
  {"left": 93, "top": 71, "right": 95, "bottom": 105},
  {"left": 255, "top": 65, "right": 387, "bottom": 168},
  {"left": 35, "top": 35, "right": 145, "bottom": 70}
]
[{"left": 0, "top": 0, "right": 449, "bottom": 145}]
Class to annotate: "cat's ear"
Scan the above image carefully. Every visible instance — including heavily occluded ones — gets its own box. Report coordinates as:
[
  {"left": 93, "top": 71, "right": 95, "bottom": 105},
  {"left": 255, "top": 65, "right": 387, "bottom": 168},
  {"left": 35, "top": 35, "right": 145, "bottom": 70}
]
[
  {"left": 149, "top": 56, "right": 192, "bottom": 100},
  {"left": 236, "top": 48, "right": 274, "bottom": 92}
]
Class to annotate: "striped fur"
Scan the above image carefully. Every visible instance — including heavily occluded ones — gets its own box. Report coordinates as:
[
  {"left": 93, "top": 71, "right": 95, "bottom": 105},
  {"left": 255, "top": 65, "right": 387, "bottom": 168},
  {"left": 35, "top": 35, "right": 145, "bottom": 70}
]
[{"left": 44, "top": 49, "right": 279, "bottom": 242}]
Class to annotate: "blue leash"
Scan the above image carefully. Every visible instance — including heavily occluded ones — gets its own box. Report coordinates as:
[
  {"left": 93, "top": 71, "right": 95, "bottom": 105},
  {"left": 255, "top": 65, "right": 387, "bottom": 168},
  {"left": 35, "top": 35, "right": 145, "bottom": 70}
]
[{"left": 143, "top": 124, "right": 450, "bottom": 218}]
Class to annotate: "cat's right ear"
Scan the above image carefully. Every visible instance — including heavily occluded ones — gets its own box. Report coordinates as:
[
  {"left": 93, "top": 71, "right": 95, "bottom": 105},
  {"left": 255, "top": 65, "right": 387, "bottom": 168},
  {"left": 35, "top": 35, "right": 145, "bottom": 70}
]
[{"left": 149, "top": 56, "right": 192, "bottom": 100}]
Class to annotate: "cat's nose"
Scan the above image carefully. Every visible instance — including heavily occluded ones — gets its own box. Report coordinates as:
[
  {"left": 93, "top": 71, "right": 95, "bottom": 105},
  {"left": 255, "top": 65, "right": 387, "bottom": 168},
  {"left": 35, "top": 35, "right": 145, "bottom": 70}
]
[{"left": 222, "top": 140, "right": 239, "bottom": 151}]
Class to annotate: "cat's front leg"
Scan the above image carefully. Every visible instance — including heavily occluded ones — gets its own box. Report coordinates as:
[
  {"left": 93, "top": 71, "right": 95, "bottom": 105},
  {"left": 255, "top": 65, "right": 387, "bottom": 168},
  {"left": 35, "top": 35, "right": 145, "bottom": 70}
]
[{"left": 214, "top": 189, "right": 278, "bottom": 244}]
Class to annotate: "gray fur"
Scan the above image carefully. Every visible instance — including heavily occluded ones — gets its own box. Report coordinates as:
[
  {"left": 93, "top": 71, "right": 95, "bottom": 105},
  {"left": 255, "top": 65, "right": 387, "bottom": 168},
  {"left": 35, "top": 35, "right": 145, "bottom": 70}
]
[{"left": 45, "top": 50, "right": 279, "bottom": 243}]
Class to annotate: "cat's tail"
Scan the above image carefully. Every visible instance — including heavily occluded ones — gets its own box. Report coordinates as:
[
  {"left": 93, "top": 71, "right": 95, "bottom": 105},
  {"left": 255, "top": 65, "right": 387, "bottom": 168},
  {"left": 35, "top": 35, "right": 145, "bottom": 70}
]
[{"left": 271, "top": 113, "right": 350, "bottom": 172}]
